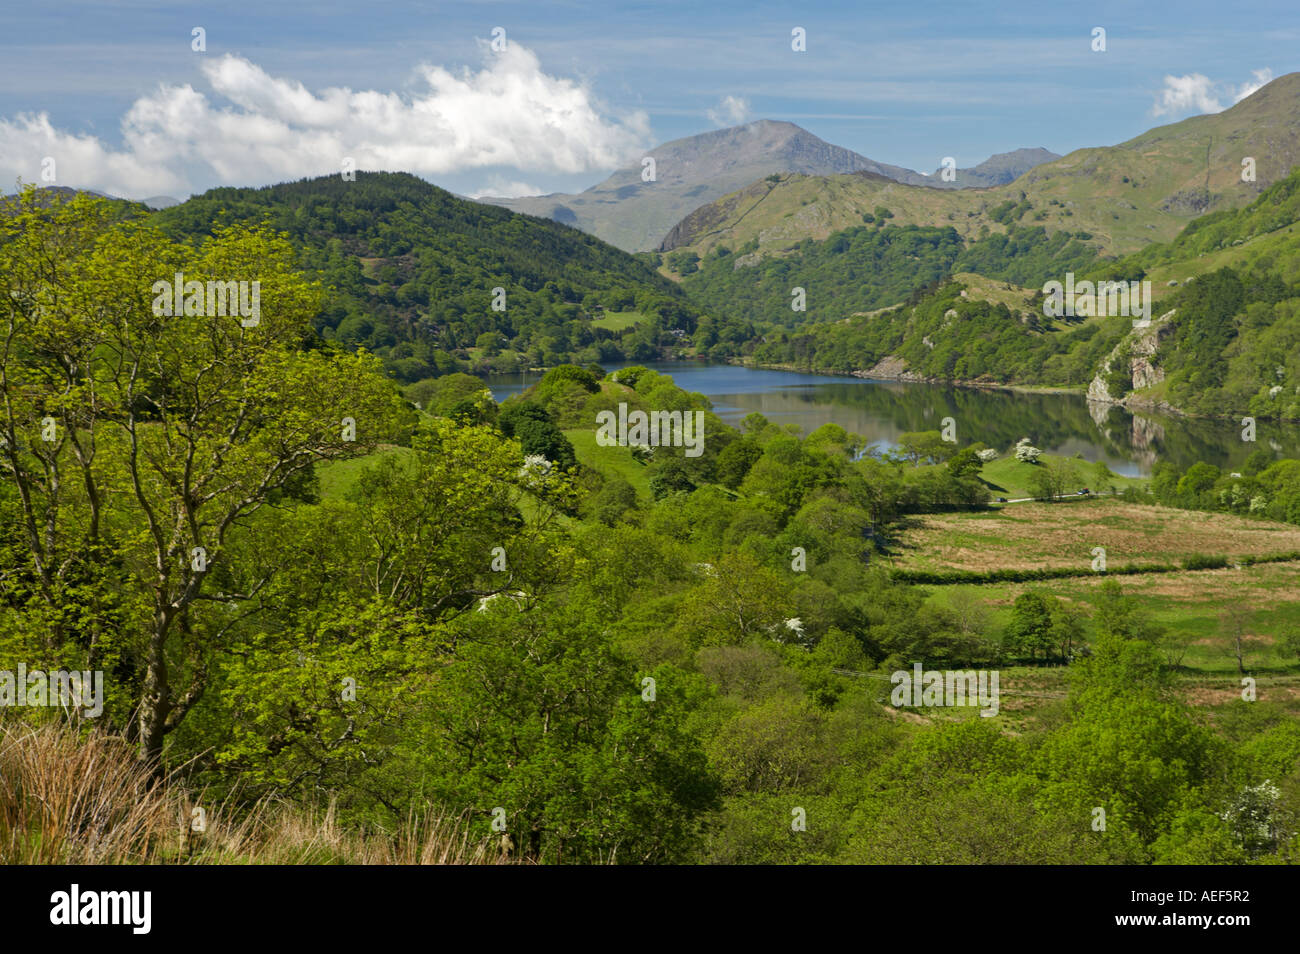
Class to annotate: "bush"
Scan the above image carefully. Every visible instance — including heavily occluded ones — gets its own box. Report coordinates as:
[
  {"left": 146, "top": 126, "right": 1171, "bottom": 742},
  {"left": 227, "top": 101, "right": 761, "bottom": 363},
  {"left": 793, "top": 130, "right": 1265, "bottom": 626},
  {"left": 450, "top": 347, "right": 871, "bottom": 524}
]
[{"left": 1181, "top": 553, "right": 1229, "bottom": 570}]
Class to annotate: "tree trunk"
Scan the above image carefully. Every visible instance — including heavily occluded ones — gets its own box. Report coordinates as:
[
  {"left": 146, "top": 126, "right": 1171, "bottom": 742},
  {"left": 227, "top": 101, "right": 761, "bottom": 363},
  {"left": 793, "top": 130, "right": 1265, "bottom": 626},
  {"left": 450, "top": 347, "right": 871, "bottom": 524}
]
[{"left": 137, "top": 613, "right": 171, "bottom": 769}]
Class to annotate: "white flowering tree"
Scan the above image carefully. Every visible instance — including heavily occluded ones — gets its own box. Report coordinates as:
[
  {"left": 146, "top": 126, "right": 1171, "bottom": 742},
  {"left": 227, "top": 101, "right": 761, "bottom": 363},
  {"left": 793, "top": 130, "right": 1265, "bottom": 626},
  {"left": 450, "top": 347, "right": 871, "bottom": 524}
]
[{"left": 1014, "top": 438, "right": 1042, "bottom": 463}]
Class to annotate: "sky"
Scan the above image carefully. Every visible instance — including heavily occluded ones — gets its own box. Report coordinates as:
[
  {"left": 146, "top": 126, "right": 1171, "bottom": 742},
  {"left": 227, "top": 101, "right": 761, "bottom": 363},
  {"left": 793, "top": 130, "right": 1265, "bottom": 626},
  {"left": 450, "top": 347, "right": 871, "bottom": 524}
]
[{"left": 0, "top": 0, "right": 1295, "bottom": 202}]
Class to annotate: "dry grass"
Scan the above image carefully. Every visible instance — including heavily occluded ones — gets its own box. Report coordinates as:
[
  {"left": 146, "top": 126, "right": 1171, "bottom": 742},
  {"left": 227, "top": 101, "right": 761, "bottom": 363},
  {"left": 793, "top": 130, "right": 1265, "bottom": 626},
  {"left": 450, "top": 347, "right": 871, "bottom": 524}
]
[
  {"left": 894, "top": 499, "right": 1300, "bottom": 573},
  {"left": 0, "top": 722, "right": 514, "bottom": 865}
]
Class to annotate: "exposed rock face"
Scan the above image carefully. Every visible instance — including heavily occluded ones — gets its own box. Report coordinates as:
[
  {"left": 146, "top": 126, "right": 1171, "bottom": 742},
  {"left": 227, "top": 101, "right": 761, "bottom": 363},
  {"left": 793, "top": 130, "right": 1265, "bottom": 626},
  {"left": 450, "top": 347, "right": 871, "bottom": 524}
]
[
  {"left": 1130, "top": 317, "right": 1171, "bottom": 391},
  {"left": 1161, "top": 186, "right": 1212, "bottom": 215},
  {"left": 1087, "top": 371, "right": 1112, "bottom": 403},
  {"left": 1088, "top": 309, "right": 1176, "bottom": 404},
  {"left": 856, "top": 355, "right": 931, "bottom": 382}
]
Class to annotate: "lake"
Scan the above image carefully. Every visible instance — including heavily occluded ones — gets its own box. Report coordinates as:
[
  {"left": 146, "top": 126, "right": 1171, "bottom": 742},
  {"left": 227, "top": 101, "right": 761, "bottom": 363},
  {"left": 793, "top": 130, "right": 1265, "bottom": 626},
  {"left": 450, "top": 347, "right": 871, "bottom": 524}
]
[{"left": 484, "top": 361, "right": 1300, "bottom": 476}]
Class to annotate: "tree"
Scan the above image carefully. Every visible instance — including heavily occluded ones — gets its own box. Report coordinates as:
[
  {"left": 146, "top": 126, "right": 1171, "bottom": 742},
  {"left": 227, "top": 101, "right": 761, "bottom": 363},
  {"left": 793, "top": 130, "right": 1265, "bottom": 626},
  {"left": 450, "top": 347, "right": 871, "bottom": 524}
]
[
  {"left": 1006, "top": 592, "right": 1055, "bottom": 661},
  {"left": 407, "top": 372, "right": 492, "bottom": 416},
  {"left": 1092, "top": 579, "right": 1164, "bottom": 643},
  {"left": 715, "top": 436, "right": 762, "bottom": 488},
  {"left": 513, "top": 417, "right": 576, "bottom": 470},
  {"left": 1029, "top": 457, "right": 1078, "bottom": 501},
  {"left": 1036, "top": 692, "right": 1221, "bottom": 848},
  {"left": 896, "top": 430, "right": 951, "bottom": 467},
  {"left": 497, "top": 400, "right": 553, "bottom": 438},
  {"left": 1049, "top": 601, "right": 1085, "bottom": 662},
  {"left": 1177, "top": 462, "right": 1221, "bottom": 500},
  {"left": 1090, "top": 459, "right": 1115, "bottom": 495},
  {"left": 1219, "top": 603, "right": 1259, "bottom": 676},
  {"left": 649, "top": 457, "right": 696, "bottom": 499},
  {"left": 0, "top": 189, "right": 408, "bottom": 765},
  {"left": 946, "top": 446, "right": 984, "bottom": 481},
  {"left": 585, "top": 476, "right": 639, "bottom": 526},
  {"left": 421, "top": 601, "right": 720, "bottom": 863},
  {"left": 1014, "top": 438, "right": 1042, "bottom": 463},
  {"left": 201, "top": 419, "right": 574, "bottom": 808}
]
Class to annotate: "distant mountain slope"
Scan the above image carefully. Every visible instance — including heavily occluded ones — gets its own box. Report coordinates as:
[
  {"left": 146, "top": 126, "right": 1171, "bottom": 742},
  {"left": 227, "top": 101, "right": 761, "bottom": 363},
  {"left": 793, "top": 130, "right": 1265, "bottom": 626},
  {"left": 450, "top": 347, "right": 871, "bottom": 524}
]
[
  {"left": 927, "top": 148, "right": 1061, "bottom": 189},
  {"left": 484, "top": 119, "right": 934, "bottom": 252},
  {"left": 2, "top": 185, "right": 129, "bottom": 208},
  {"left": 742, "top": 166, "right": 1300, "bottom": 423},
  {"left": 3, "top": 186, "right": 181, "bottom": 210},
  {"left": 662, "top": 72, "right": 1300, "bottom": 261},
  {"left": 151, "top": 172, "right": 700, "bottom": 381}
]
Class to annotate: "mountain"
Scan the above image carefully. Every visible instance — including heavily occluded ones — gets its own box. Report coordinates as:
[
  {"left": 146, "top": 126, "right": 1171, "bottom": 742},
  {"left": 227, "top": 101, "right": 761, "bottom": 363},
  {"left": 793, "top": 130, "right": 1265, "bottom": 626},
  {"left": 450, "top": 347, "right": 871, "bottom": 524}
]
[
  {"left": 5, "top": 187, "right": 182, "bottom": 209},
  {"left": 3, "top": 185, "right": 127, "bottom": 207},
  {"left": 483, "top": 120, "right": 934, "bottom": 252},
  {"left": 927, "top": 148, "right": 1061, "bottom": 189},
  {"left": 739, "top": 165, "right": 1300, "bottom": 423},
  {"left": 150, "top": 172, "right": 701, "bottom": 382},
  {"left": 661, "top": 72, "right": 1300, "bottom": 262}
]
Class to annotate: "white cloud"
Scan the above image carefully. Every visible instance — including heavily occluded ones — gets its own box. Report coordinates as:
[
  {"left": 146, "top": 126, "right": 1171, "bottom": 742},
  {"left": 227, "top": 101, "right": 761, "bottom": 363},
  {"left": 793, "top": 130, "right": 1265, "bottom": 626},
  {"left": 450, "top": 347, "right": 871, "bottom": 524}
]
[
  {"left": 0, "top": 44, "right": 650, "bottom": 200},
  {"left": 706, "top": 95, "right": 750, "bottom": 127},
  {"left": 1151, "top": 68, "right": 1274, "bottom": 118},
  {"left": 1151, "top": 73, "right": 1222, "bottom": 117},
  {"left": 1233, "top": 68, "right": 1274, "bottom": 103},
  {"left": 469, "top": 178, "right": 546, "bottom": 199}
]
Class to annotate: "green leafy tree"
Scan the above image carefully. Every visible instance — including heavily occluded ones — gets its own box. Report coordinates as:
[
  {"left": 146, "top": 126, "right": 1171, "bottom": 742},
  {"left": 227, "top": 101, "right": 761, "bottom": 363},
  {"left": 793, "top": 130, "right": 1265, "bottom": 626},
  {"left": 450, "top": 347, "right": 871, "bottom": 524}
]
[
  {"left": 0, "top": 190, "right": 407, "bottom": 764},
  {"left": 896, "top": 430, "right": 951, "bottom": 467},
  {"left": 649, "top": 457, "right": 696, "bottom": 499},
  {"left": 715, "top": 436, "right": 763, "bottom": 488},
  {"left": 1005, "top": 591, "right": 1055, "bottom": 661},
  {"left": 420, "top": 602, "right": 721, "bottom": 863},
  {"left": 514, "top": 417, "right": 576, "bottom": 470}
]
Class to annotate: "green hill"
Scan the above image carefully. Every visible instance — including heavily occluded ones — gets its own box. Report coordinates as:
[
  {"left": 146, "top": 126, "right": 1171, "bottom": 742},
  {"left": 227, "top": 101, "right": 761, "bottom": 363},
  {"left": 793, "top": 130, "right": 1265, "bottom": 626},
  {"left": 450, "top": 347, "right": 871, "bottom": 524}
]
[
  {"left": 660, "top": 72, "right": 1300, "bottom": 267},
  {"left": 745, "top": 165, "right": 1300, "bottom": 423},
  {"left": 152, "top": 172, "right": 701, "bottom": 381}
]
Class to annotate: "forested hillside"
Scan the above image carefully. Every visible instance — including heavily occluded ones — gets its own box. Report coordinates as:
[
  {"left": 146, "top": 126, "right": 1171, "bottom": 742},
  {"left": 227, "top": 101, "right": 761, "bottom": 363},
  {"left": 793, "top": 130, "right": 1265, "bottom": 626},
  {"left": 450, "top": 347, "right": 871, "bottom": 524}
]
[
  {"left": 670, "top": 221, "right": 1100, "bottom": 327},
  {"left": 742, "top": 166, "right": 1300, "bottom": 424},
  {"left": 152, "top": 172, "right": 702, "bottom": 381}
]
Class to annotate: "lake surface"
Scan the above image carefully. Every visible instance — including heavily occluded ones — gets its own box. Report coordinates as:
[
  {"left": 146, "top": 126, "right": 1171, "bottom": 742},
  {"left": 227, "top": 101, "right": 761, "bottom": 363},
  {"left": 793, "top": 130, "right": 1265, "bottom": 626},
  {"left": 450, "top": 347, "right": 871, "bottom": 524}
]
[{"left": 485, "top": 361, "right": 1300, "bottom": 476}]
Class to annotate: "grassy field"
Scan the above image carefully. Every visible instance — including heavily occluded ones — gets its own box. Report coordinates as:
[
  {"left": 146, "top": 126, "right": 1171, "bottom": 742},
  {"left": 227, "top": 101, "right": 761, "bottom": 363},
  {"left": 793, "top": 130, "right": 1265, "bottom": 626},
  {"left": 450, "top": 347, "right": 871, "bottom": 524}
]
[
  {"left": 977, "top": 453, "right": 1145, "bottom": 500},
  {"left": 316, "top": 445, "right": 415, "bottom": 499},
  {"left": 564, "top": 427, "right": 653, "bottom": 499},
  {"left": 893, "top": 496, "right": 1300, "bottom": 574},
  {"left": 590, "top": 310, "right": 645, "bottom": 332},
  {"left": 926, "top": 561, "right": 1300, "bottom": 663},
  {"left": 891, "top": 488, "right": 1300, "bottom": 730},
  {"left": 918, "top": 566, "right": 1300, "bottom": 733}
]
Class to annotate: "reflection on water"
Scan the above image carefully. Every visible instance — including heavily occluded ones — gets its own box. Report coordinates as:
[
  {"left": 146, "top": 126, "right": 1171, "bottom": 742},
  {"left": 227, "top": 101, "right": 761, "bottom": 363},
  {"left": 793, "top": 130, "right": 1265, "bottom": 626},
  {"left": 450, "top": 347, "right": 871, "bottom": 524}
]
[{"left": 484, "top": 361, "right": 1300, "bottom": 476}]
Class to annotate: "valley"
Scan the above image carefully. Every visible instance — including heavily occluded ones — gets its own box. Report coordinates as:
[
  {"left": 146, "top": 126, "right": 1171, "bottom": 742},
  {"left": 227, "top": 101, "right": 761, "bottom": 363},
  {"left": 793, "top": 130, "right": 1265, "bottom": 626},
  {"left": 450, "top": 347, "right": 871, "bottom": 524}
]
[{"left": 5, "top": 21, "right": 1300, "bottom": 878}]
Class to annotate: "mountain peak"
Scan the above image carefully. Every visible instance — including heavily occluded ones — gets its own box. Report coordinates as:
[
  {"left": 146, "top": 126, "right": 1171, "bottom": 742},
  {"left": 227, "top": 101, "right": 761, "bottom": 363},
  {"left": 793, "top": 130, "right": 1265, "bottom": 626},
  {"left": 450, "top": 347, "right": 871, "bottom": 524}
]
[
  {"left": 928, "top": 148, "right": 1062, "bottom": 188},
  {"left": 482, "top": 121, "right": 929, "bottom": 250}
]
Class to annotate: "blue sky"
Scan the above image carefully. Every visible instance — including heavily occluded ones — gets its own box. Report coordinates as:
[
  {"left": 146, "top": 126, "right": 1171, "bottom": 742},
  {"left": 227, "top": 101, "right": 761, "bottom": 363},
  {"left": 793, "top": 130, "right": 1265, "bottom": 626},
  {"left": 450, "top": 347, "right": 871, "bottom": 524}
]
[{"left": 1, "top": 0, "right": 1295, "bottom": 200}]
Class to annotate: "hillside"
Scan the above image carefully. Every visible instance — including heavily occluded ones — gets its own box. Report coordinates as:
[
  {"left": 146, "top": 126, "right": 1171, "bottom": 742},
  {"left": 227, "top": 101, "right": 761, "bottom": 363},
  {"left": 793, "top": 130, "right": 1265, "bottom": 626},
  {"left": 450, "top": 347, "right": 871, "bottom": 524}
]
[
  {"left": 485, "top": 120, "right": 936, "bottom": 252},
  {"left": 926, "top": 148, "right": 1062, "bottom": 189},
  {"left": 661, "top": 72, "right": 1300, "bottom": 262},
  {"left": 668, "top": 216, "right": 1100, "bottom": 328},
  {"left": 743, "top": 166, "right": 1300, "bottom": 424},
  {"left": 151, "top": 172, "right": 701, "bottom": 381}
]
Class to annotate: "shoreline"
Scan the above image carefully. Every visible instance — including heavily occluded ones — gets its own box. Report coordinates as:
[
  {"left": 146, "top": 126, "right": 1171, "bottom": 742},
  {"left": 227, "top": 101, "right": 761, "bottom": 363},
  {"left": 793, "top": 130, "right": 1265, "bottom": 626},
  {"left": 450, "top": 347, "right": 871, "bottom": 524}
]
[
  {"left": 722, "top": 356, "right": 1087, "bottom": 398},
  {"left": 716, "top": 356, "right": 1300, "bottom": 425}
]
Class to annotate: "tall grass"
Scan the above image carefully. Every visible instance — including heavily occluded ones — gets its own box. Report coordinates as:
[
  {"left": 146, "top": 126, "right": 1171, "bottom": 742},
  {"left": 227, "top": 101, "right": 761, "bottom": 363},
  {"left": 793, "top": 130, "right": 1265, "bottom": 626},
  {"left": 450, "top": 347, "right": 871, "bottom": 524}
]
[{"left": 0, "top": 722, "right": 514, "bottom": 864}]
